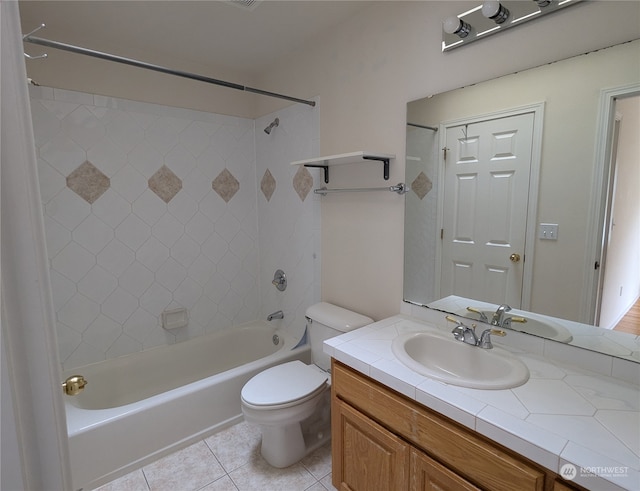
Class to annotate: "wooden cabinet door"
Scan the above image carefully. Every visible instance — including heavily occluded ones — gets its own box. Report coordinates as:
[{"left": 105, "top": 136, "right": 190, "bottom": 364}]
[
  {"left": 553, "top": 479, "right": 582, "bottom": 491},
  {"left": 332, "top": 398, "right": 409, "bottom": 491},
  {"left": 411, "top": 448, "right": 481, "bottom": 491}
]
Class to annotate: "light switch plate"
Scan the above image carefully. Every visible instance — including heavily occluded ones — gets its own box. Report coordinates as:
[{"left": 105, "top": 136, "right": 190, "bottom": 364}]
[{"left": 539, "top": 223, "right": 559, "bottom": 240}]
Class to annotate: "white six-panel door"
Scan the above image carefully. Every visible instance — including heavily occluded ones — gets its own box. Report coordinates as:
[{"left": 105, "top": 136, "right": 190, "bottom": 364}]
[{"left": 440, "top": 112, "right": 535, "bottom": 307}]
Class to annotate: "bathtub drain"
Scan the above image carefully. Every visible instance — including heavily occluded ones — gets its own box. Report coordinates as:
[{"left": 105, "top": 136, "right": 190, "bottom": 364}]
[{"left": 272, "top": 334, "right": 280, "bottom": 345}]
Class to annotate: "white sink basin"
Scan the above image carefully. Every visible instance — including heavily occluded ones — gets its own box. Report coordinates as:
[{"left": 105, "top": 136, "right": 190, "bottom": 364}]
[
  {"left": 458, "top": 310, "right": 573, "bottom": 344},
  {"left": 392, "top": 331, "right": 529, "bottom": 390}
]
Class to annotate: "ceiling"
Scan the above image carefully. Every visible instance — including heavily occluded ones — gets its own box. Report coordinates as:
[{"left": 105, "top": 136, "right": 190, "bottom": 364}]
[{"left": 19, "top": 1, "right": 373, "bottom": 79}]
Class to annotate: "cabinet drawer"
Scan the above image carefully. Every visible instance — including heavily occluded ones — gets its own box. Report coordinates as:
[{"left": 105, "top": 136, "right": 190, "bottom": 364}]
[{"left": 332, "top": 361, "right": 545, "bottom": 491}]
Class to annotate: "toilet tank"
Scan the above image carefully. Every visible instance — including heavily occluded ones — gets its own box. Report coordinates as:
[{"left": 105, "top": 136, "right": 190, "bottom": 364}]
[{"left": 306, "top": 302, "right": 373, "bottom": 371}]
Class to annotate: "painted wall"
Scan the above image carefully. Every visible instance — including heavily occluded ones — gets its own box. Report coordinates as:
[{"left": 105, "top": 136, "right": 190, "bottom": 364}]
[
  {"left": 30, "top": 86, "right": 320, "bottom": 369},
  {"left": 252, "top": 1, "right": 640, "bottom": 320},
  {"left": 599, "top": 95, "right": 640, "bottom": 329},
  {"left": 406, "top": 41, "right": 640, "bottom": 322},
  {"left": 21, "top": 2, "right": 640, "bottom": 322}
]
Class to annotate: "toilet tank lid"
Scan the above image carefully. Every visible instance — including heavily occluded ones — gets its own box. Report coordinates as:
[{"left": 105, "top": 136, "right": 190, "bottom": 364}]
[{"left": 305, "top": 302, "right": 373, "bottom": 332}]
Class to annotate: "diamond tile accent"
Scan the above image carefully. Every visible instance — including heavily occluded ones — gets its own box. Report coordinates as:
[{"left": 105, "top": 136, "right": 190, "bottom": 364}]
[
  {"left": 212, "top": 168, "right": 239, "bottom": 203},
  {"left": 260, "top": 169, "right": 276, "bottom": 201},
  {"left": 148, "top": 165, "right": 182, "bottom": 203},
  {"left": 66, "top": 160, "right": 110, "bottom": 204},
  {"left": 411, "top": 171, "right": 432, "bottom": 200},
  {"left": 293, "top": 165, "right": 313, "bottom": 202}
]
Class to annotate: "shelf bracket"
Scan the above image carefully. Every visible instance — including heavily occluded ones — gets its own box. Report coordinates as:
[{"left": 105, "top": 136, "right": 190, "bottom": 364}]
[
  {"left": 363, "top": 156, "right": 390, "bottom": 180},
  {"left": 304, "top": 164, "right": 330, "bottom": 183}
]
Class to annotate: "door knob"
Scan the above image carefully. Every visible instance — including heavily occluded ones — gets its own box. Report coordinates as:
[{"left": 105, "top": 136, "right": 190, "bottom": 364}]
[{"left": 509, "top": 253, "right": 521, "bottom": 263}]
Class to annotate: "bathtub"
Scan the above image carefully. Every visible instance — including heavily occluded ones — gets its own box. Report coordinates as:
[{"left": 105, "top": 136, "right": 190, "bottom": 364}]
[{"left": 63, "top": 321, "right": 310, "bottom": 490}]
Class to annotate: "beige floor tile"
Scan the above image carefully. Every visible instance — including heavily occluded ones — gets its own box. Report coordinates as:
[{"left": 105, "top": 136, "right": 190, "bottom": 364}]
[
  {"left": 300, "top": 442, "right": 332, "bottom": 480},
  {"left": 229, "top": 457, "right": 316, "bottom": 491},
  {"left": 304, "top": 483, "right": 327, "bottom": 491},
  {"left": 92, "top": 421, "right": 335, "bottom": 491},
  {"left": 320, "top": 473, "right": 338, "bottom": 491},
  {"left": 199, "top": 474, "right": 240, "bottom": 491},
  {"left": 143, "top": 441, "right": 225, "bottom": 491},
  {"left": 205, "top": 421, "right": 262, "bottom": 473},
  {"left": 94, "top": 469, "right": 149, "bottom": 491}
]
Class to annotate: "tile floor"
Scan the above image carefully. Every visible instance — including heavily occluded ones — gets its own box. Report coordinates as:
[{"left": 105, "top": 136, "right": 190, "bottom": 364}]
[{"left": 94, "top": 421, "right": 336, "bottom": 491}]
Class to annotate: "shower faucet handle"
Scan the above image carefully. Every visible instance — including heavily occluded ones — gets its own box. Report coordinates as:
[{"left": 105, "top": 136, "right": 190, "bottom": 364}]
[{"left": 272, "top": 269, "right": 287, "bottom": 291}]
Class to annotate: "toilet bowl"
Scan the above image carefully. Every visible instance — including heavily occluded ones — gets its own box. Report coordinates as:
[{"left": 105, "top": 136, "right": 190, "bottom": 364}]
[{"left": 241, "top": 302, "right": 373, "bottom": 468}]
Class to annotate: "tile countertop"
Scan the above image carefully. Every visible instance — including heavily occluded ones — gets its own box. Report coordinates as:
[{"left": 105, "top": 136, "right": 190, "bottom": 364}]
[{"left": 323, "top": 314, "right": 640, "bottom": 491}]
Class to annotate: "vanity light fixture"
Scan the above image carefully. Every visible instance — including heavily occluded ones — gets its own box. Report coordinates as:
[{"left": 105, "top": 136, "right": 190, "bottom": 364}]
[
  {"left": 443, "top": 16, "right": 471, "bottom": 38},
  {"left": 442, "top": 0, "right": 583, "bottom": 51},
  {"left": 482, "top": 1, "right": 510, "bottom": 24}
]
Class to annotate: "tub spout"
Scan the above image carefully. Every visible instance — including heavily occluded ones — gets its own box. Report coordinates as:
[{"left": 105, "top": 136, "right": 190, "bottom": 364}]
[{"left": 267, "top": 310, "right": 284, "bottom": 321}]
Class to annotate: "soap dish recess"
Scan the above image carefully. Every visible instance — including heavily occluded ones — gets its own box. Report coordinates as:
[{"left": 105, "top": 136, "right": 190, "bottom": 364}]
[{"left": 162, "top": 308, "right": 188, "bottom": 330}]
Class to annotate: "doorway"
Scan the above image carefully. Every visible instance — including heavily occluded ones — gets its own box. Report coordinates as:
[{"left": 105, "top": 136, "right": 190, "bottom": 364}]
[{"left": 596, "top": 94, "right": 640, "bottom": 330}]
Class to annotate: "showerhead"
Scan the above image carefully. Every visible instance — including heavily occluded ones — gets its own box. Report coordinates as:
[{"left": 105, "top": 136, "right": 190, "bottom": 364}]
[{"left": 264, "top": 117, "right": 279, "bottom": 134}]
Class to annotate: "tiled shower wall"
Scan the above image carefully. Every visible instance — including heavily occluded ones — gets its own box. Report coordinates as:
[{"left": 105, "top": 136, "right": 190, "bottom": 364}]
[
  {"left": 29, "top": 86, "right": 320, "bottom": 370},
  {"left": 404, "top": 126, "right": 437, "bottom": 304}
]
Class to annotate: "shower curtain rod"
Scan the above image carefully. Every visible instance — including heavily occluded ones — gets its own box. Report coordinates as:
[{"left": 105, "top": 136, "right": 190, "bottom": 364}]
[
  {"left": 23, "top": 34, "right": 316, "bottom": 107},
  {"left": 407, "top": 122, "right": 438, "bottom": 131}
]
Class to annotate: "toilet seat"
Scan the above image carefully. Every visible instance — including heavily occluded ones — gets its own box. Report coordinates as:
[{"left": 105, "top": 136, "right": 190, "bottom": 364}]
[{"left": 241, "top": 360, "right": 328, "bottom": 410}]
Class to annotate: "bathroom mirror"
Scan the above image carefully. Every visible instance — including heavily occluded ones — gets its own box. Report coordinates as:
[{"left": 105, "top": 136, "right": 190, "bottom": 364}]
[{"left": 404, "top": 39, "right": 640, "bottom": 361}]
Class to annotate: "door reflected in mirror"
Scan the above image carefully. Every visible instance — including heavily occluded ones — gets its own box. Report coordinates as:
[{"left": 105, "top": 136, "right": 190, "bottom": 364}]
[{"left": 404, "top": 40, "right": 640, "bottom": 360}]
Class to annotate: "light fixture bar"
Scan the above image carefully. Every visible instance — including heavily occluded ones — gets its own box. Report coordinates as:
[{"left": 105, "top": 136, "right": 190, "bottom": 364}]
[{"left": 442, "top": 0, "right": 584, "bottom": 51}]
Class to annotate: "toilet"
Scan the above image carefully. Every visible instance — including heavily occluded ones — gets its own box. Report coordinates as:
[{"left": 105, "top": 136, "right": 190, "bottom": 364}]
[{"left": 241, "top": 302, "right": 373, "bottom": 468}]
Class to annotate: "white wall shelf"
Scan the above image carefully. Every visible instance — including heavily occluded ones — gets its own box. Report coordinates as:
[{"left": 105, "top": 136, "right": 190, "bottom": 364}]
[{"left": 291, "top": 151, "right": 395, "bottom": 183}]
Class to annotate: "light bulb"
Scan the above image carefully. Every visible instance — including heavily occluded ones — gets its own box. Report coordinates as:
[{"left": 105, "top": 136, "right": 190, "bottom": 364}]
[
  {"left": 443, "top": 16, "right": 471, "bottom": 38},
  {"left": 482, "top": 1, "right": 510, "bottom": 24}
]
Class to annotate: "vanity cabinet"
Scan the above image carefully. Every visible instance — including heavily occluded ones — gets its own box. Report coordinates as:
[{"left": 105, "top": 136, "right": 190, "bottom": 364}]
[
  {"left": 333, "top": 400, "right": 409, "bottom": 490},
  {"left": 331, "top": 360, "right": 585, "bottom": 491}
]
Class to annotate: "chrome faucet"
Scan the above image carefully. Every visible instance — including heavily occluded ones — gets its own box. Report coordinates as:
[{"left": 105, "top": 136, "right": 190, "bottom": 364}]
[
  {"left": 267, "top": 310, "right": 284, "bottom": 321},
  {"left": 447, "top": 316, "right": 478, "bottom": 346},
  {"left": 490, "top": 304, "right": 512, "bottom": 327},
  {"left": 446, "top": 316, "right": 505, "bottom": 349}
]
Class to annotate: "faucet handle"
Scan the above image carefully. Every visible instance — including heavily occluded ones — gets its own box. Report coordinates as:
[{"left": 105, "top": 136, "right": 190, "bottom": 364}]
[
  {"left": 446, "top": 316, "right": 478, "bottom": 345},
  {"left": 446, "top": 315, "right": 473, "bottom": 329},
  {"left": 478, "top": 328, "right": 506, "bottom": 349},
  {"left": 446, "top": 315, "right": 466, "bottom": 339},
  {"left": 271, "top": 269, "right": 287, "bottom": 291},
  {"left": 466, "top": 306, "right": 488, "bottom": 322}
]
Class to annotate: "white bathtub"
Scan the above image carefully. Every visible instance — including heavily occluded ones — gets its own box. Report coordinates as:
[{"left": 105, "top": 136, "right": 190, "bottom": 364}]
[{"left": 64, "top": 321, "right": 310, "bottom": 490}]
